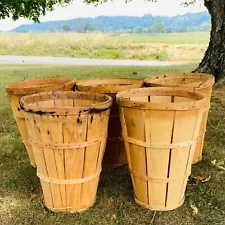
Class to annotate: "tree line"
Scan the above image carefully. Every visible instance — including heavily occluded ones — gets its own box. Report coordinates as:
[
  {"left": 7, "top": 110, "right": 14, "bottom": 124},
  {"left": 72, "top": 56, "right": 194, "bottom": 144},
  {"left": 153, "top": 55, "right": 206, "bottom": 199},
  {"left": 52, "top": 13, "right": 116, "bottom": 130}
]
[{"left": 12, "top": 12, "right": 210, "bottom": 33}]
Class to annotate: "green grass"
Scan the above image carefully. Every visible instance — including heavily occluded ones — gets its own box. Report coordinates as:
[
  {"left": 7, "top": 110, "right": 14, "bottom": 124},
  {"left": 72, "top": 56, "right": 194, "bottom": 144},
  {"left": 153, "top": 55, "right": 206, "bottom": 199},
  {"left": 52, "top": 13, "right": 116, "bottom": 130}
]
[
  {"left": 0, "top": 64, "right": 225, "bottom": 225},
  {"left": 150, "top": 50, "right": 170, "bottom": 61},
  {"left": 119, "top": 32, "right": 210, "bottom": 44}
]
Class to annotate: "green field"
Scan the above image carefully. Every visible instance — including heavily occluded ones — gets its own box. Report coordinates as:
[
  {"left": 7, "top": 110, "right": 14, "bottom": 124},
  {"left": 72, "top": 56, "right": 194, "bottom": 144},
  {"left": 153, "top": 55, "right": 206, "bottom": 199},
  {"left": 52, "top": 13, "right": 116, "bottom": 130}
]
[
  {"left": 0, "top": 64, "right": 224, "bottom": 225},
  {"left": 0, "top": 32, "right": 209, "bottom": 61},
  {"left": 119, "top": 32, "right": 210, "bottom": 44}
]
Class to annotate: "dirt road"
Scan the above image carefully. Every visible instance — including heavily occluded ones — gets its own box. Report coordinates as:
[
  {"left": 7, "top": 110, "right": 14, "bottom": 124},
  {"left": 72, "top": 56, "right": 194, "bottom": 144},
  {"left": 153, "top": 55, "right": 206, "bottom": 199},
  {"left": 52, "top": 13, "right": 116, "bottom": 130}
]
[{"left": 0, "top": 55, "right": 190, "bottom": 66}]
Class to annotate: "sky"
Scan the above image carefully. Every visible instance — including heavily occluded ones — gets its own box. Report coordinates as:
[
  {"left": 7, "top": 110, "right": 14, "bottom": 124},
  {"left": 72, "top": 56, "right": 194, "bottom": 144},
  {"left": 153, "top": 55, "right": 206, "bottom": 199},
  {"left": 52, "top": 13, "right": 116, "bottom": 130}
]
[{"left": 0, "top": 0, "right": 206, "bottom": 31}]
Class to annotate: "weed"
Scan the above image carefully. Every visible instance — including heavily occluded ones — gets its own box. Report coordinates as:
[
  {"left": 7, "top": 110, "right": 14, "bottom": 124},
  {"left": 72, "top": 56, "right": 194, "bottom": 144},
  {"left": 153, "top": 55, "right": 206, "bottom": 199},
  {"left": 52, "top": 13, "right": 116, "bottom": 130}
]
[{"left": 151, "top": 50, "right": 170, "bottom": 61}]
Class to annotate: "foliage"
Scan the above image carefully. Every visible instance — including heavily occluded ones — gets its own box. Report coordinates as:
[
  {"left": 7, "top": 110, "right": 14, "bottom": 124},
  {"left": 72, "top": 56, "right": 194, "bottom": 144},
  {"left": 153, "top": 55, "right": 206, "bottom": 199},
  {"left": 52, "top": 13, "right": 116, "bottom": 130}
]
[
  {"left": 0, "top": 0, "right": 73, "bottom": 22},
  {"left": 49, "top": 27, "right": 57, "bottom": 32},
  {"left": 151, "top": 50, "right": 170, "bottom": 60},
  {"left": 11, "top": 12, "right": 210, "bottom": 33},
  {"left": 152, "top": 22, "right": 166, "bottom": 33},
  {"left": 84, "top": 23, "right": 98, "bottom": 32},
  {"left": 62, "top": 23, "right": 71, "bottom": 32}
]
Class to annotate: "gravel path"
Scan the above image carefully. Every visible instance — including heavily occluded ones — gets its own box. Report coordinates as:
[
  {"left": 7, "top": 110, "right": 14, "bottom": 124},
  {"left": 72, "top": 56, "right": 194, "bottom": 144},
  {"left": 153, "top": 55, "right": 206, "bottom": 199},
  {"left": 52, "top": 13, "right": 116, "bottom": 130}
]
[{"left": 0, "top": 55, "right": 190, "bottom": 66}]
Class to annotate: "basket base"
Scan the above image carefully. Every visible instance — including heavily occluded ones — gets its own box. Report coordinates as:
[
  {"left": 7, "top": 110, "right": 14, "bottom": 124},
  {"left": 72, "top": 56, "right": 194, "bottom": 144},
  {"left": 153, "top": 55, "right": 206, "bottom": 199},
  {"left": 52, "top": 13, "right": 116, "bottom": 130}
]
[
  {"left": 30, "top": 162, "right": 37, "bottom": 168},
  {"left": 134, "top": 196, "right": 185, "bottom": 211},
  {"left": 43, "top": 198, "right": 96, "bottom": 213},
  {"left": 192, "top": 156, "right": 202, "bottom": 164}
]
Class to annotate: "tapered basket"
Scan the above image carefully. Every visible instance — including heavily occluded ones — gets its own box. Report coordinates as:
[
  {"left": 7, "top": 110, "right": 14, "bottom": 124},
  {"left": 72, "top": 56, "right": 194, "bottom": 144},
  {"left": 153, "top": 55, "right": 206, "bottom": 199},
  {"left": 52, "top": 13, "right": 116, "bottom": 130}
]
[
  {"left": 76, "top": 78, "right": 144, "bottom": 167},
  {"left": 117, "top": 87, "right": 207, "bottom": 211},
  {"left": 144, "top": 73, "right": 215, "bottom": 163},
  {"left": 5, "top": 77, "right": 76, "bottom": 167},
  {"left": 20, "top": 91, "right": 112, "bottom": 213}
]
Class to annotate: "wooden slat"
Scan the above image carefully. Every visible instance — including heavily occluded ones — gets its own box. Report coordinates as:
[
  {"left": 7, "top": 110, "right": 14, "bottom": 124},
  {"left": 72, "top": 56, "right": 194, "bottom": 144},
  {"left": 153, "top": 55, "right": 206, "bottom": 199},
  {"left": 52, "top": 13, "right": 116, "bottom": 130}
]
[
  {"left": 16, "top": 118, "right": 35, "bottom": 165},
  {"left": 37, "top": 100, "right": 55, "bottom": 107},
  {"left": 144, "top": 110, "right": 151, "bottom": 206},
  {"left": 123, "top": 107, "right": 148, "bottom": 205},
  {"left": 119, "top": 107, "right": 136, "bottom": 193},
  {"left": 166, "top": 110, "right": 198, "bottom": 208},
  {"left": 96, "top": 111, "right": 110, "bottom": 169},
  {"left": 150, "top": 96, "right": 172, "bottom": 103},
  {"left": 9, "top": 94, "right": 23, "bottom": 117},
  {"left": 173, "top": 96, "right": 194, "bottom": 103},
  {"left": 73, "top": 99, "right": 99, "bottom": 107},
  {"left": 147, "top": 110, "right": 175, "bottom": 209},
  {"left": 9, "top": 94, "right": 36, "bottom": 165},
  {"left": 39, "top": 116, "right": 62, "bottom": 209},
  {"left": 129, "top": 96, "right": 149, "bottom": 102},
  {"left": 26, "top": 114, "right": 53, "bottom": 208},
  {"left": 48, "top": 119, "right": 66, "bottom": 209},
  {"left": 81, "top": 111, "right": 108, "bottom": 207},
  {"left": 55, "top": 99, "right": 74, "bottom": 107},
  {"left": 63, "top": 114, "right": 88, "bottom": 211},
  {"left": 193, "top": 110, "right": 208, "bottom": 163}
]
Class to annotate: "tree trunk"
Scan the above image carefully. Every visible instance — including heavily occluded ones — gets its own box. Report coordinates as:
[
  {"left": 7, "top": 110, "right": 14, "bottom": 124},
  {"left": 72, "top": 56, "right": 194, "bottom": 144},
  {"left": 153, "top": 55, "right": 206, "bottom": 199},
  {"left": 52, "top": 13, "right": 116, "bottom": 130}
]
[{"left": 194, "top": 0, "right": 225, "bottom": 82}]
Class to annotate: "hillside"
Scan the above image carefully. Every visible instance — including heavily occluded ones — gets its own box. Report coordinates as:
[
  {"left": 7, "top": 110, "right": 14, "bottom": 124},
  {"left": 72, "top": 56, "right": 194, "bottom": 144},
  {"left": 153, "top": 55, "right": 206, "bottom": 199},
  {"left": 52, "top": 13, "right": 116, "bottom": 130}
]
[{"left": 11, "top": 11, "right": 210, "bottom": 33}]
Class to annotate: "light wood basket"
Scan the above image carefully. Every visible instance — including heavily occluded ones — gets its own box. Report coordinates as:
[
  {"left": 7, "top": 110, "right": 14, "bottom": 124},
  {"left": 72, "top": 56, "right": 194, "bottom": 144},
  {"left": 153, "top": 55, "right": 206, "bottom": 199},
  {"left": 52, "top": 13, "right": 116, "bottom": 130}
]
[
  {"left": 20, "top": 91, "right": 112, "bottom": 213},
  {"left": 76, "top": 78, "right": 144, "bottom": 167},
  {"left": 117, "top": 87, "right": 207, "bottom": 211},
  {"left": 5, "top": 77, "right": 76, "bottom": 167},
  {"left": 144, "top": 73, "right": 215, "bottom": 164}
]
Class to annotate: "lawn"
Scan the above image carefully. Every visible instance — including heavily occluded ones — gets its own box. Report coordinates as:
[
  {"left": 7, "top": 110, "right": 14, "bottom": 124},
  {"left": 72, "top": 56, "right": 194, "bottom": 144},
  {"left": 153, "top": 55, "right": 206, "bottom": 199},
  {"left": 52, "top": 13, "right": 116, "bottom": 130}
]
[
  {"left": 0, "top": 64, "right": 225, "bottom": 225},
  {"left": 0, "top": 32, "right": 208, "bottom": 62}
]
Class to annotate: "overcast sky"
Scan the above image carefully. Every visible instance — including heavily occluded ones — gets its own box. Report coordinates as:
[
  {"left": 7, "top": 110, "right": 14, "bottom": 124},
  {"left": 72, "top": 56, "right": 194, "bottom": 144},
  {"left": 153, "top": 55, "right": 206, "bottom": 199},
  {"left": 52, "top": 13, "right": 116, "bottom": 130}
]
[{"left": 0, "top": 0, "right": 206, "bottom": 31}]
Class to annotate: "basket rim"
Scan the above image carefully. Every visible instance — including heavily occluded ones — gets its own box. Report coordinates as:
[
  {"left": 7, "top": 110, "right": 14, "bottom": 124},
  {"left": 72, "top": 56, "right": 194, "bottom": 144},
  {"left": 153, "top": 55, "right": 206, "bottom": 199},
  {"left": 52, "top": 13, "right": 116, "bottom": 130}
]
[
  {"left": 144, "top": 73, "right": 215, "bottom": 89},
  {"left": 20, "top": 91, "right": 112, "bottom": 115},
  {"left": 76, "top": 77, "right": 144, "bottom": 94},
  {"left": 116, "top": 87, "right": 208, "bottom": 110},
  {"left": 5, "top": 77, "right": 76, "bottom": 95}
]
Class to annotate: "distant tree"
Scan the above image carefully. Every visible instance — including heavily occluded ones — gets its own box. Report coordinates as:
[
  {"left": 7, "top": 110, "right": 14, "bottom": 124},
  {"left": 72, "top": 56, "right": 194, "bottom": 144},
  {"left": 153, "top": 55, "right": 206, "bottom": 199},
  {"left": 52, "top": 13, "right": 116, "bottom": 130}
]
[
  {"left": 84, "top": 23, "right": 98, "bottom": 32},
  {"left": 200, "top": 19, "right": 211, "bottom": 31},
  {"left": 49, "top": 27, "right": 57, "bottom": 33},
  {"left": 76, "top": 23, "right": 85, "bottom": 33},
  {"left": 62, "top": 23, "right": 71, "bottom": 32},
  {"left": 133, "top": 26, "right": 145, "bottom": 33},
  {"left": 152, "top": 22, "right": 165, "bottom": 33}
]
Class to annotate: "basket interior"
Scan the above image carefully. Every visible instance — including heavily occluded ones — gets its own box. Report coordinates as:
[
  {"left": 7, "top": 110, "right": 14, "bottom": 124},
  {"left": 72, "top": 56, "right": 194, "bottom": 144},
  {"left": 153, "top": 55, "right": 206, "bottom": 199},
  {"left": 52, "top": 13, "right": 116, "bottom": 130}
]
[
  {"left": 6, "top": 78, "right": 76, "bottom": 96},
  {"left": 23, "top": 92, "right": 110, "bottom": 108},
  {"left": 118, "top": 88, "right": 205, "bottom": 105},
  {"left": 8, "top": 78, "right": 73, "bottom": 89},
  {"left": 77, "top": 78, "right": 143, "bottom": 93},
  {"left": 78, "top": 78, "right": 140, "bottom": 86},
  {"left": 130, "top": 95, "right": 196, "bottom": 103},
  {"left": 149, "top": 77, "right": 206, "bottom": 86}
]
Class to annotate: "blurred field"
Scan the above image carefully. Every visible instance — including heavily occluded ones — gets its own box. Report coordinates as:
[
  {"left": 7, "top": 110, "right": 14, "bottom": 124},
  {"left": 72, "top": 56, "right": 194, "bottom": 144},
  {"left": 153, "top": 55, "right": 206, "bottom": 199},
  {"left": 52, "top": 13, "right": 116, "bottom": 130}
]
[
  {"left": 0, "top": 32, "right": 209, "bottom": 61},
  {"left": 119, "top": 32, "right": 210, "bottom": 44}
]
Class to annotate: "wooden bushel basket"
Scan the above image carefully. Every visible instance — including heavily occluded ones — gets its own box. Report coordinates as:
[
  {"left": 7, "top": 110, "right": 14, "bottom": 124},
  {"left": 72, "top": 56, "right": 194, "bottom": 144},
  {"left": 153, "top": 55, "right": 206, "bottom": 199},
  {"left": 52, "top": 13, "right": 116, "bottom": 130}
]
[
  {"left": 5, "top": 77, "right": 76, "bottom": 167},
  {"left": 117, "top": 87, "right": 207, "bottom": 211},
  {"left": 20, "top": 91, "right": 112, "bottom": 213},
  {"left": 76, "top": 78, "right": 143, "bottom": 167},
  {"left": 144, "top": 73, "right": 215, "bottom": 164}
]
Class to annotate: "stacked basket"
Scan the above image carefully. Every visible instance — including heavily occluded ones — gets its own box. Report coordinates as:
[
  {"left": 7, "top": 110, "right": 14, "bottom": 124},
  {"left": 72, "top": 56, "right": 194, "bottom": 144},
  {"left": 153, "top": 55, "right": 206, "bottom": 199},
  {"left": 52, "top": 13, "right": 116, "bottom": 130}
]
[
  {"left": 5, "top": 72, "right": 214, "bottom": 213},
  {"left": 76, "top": 78, "right": 144, "bottom": 167},
  {"left": 5, "top": 78, "right": 76, "bottom": 167}
]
